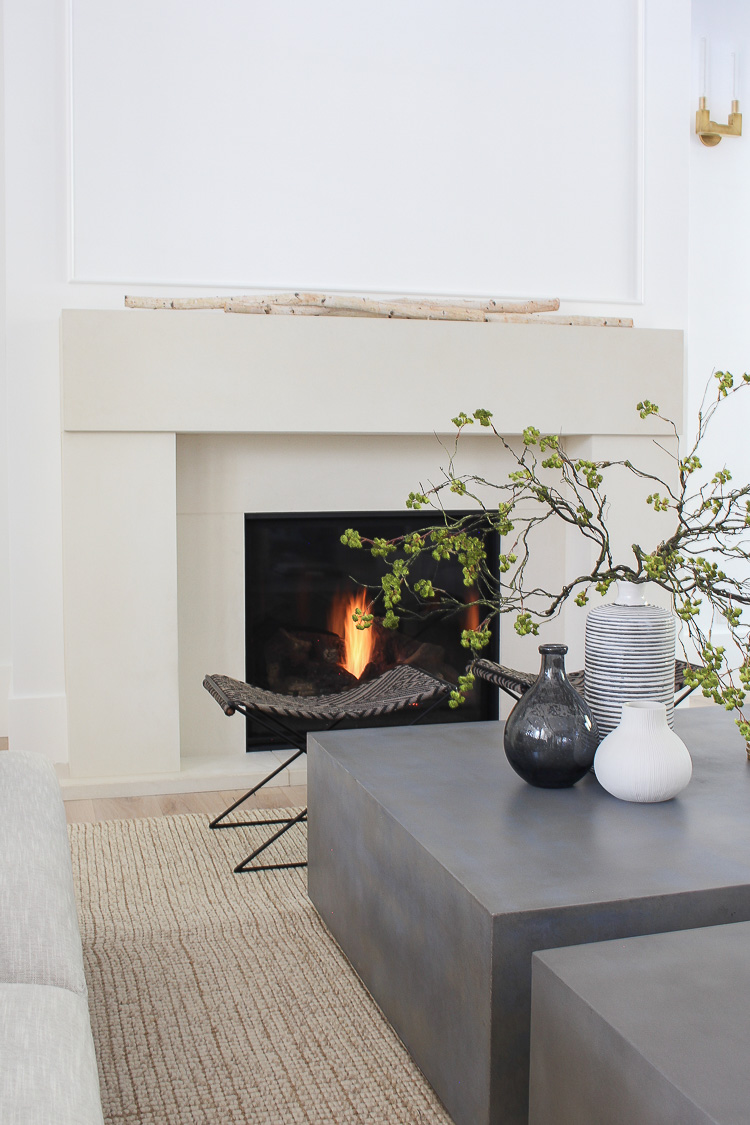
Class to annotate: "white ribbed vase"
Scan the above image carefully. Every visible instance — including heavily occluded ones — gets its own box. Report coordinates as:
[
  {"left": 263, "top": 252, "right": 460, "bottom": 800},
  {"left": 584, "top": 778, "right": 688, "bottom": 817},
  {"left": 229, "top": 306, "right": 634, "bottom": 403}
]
[
  {"left": 584, "top": 581, "right": 676, "bottom": 741},
  {"left": 593, "top": 700, "right": 692, "bottom": 803}
]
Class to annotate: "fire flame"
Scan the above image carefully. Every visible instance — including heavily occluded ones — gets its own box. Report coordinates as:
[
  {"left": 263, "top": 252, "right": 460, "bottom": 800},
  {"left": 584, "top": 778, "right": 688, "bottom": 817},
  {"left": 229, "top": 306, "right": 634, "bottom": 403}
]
[
  {"left": 464, "top": 589, "right": 481, "bottom": 633},
  {"left": 328, "top": 588, "right": 375, "bottom": 679}
]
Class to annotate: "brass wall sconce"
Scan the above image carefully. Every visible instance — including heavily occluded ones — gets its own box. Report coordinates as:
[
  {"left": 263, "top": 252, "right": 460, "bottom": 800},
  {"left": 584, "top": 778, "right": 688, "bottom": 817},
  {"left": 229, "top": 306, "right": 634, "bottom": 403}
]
[
  {"left": 696, "top": 40, "right": 742, "bottom": 147},
  {"left": 696, "top": 97, "right": 742, "bottom": 146}
]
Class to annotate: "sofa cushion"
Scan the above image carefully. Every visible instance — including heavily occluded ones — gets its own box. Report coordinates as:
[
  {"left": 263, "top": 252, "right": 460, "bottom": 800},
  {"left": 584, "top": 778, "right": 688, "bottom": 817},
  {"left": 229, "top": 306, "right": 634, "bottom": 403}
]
[
  {"left": 0, "top": 982, "right": 104, "bottom": 1125},
  {"left": 0, "top": 752, "right": 87, "bottom": 995}
]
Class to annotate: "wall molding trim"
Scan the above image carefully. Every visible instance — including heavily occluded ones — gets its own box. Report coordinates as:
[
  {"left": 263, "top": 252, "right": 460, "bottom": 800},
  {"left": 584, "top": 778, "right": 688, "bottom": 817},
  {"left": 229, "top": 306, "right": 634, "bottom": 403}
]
[{"left": 67, "top": 0, "right": 648, "bottom": 305}]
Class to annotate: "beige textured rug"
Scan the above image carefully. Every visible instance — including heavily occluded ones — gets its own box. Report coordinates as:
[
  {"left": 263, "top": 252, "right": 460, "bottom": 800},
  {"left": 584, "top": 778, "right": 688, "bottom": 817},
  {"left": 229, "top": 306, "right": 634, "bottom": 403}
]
[{"left": 68, "top": 811, "right": 452, "bottom": 1124}]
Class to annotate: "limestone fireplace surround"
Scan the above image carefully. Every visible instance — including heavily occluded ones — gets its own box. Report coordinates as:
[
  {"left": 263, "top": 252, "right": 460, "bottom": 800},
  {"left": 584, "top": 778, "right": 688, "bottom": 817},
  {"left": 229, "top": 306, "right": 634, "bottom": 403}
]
[{"left": 59, "top": 311, "right": 683, "bottom": 797}]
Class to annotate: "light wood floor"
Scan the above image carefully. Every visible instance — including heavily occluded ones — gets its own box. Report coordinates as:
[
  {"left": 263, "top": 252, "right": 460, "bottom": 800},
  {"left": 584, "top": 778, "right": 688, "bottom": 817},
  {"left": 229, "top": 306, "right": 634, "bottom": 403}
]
[
  {"left": 63, "top": 784, "right": 308, "bottom": 825},
  {"left": 1, "top": 733, "right": 306, "bottom": 824}
]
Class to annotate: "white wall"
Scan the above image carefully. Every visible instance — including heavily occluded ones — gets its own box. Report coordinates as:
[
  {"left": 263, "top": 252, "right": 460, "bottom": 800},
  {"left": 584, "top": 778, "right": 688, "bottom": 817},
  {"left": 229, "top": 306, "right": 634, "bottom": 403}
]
[
  {"left": 66, "top": 0, "right": 690, "bottom": 327},
  {"left": 2, "top": 0, "right": 690, "bottom": 757},
  {"left": 72, "top": 0, "right": 641, "bottom": 302},
  {"left": 0, "top": 1, "right": 9, "bottom": 733},
  {"left": 689, "top": 1, "right": 750, "bottom": 458},
  {"left": 688, "top": 1, "right": 750, "bottom": 654}
]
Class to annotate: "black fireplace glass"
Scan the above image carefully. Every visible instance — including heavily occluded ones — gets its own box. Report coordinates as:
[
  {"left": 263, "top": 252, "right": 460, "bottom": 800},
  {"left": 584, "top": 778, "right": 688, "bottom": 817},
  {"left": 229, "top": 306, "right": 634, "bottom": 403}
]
[{"left": 244, "top": 511, "right": 499, "bottom": 750}]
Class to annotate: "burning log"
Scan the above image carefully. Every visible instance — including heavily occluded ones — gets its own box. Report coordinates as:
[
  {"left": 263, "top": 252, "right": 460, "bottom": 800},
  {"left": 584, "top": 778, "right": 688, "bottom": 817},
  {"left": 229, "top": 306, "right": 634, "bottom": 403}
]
[
  {"left": 278, "top": 666, "right": 359, "bottom": 697},
  {"left": 265, "top": 627, "right": 358, "bottom": 696},
  {"left": 357, "top": 622, "right": 457, "bottom": 684},
  {"left": 263, "top": 582, "right": 462, "bottom": 698}
]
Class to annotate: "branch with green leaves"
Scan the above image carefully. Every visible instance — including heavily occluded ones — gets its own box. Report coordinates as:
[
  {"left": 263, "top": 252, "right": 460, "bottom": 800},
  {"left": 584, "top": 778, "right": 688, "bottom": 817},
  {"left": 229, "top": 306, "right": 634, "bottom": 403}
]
[{"left": 342, "top": 371, "right": 750, "bottom": 752}]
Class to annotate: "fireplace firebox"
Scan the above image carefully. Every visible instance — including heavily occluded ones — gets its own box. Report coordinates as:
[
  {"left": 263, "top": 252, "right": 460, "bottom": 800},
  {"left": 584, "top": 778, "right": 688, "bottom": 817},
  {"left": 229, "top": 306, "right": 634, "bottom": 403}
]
[{"left": 244, "top": 511, "right": 498, "bottom": 749}]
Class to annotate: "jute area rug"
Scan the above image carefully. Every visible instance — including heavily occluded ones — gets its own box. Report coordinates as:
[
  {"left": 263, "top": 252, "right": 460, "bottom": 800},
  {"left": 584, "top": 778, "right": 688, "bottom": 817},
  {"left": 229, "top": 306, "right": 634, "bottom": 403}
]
[{"left": 68, "top": 810, "right": 452, "bottom": 1124}]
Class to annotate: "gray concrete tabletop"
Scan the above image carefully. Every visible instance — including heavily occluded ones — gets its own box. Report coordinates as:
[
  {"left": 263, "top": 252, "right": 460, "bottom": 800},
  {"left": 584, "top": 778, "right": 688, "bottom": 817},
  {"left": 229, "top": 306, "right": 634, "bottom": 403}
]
[{"left": 310, "top": 706, "right": 750, "bottom": 916}]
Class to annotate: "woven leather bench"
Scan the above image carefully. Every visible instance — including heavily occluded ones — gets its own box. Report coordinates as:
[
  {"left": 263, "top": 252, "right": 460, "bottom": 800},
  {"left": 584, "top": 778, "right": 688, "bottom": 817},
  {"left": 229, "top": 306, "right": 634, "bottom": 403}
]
[
  {"left": 470, "top": 657, "right": 697, "bottom": 705},
  {"left": 203, "top": 664, "right": 453, "bottom": 872}
]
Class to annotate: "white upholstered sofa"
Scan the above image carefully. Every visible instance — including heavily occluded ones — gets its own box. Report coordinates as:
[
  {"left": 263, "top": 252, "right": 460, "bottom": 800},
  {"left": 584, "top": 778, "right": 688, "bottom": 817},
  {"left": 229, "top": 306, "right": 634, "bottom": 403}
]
[{"left": 0, "top": 751, "right": 104, "bottom": 1124}]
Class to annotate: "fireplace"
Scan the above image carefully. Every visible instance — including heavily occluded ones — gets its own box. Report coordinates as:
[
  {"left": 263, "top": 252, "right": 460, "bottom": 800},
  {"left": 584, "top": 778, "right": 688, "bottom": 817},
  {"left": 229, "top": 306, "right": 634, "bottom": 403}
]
[
  {"left": 58, "top": 311, "right": 682, "bottom": 784},
  {"left": 244, "top": 511, "right": 499, "bottom": 749}
]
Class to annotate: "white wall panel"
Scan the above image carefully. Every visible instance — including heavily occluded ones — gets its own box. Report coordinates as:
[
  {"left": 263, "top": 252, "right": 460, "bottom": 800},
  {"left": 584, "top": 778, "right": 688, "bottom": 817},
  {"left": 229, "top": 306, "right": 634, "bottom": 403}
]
[
  {"left": 0, "top": 1, "right": 9, "bottom": 737},
  {"left": 688, "top": 0, "right": 750, "bottom": 653},
  {"left": 689, "top": 0, "right": 750, "bottom": 437},
  {"left": 70, "top": 0, "right": 643, "bottom": 301}
]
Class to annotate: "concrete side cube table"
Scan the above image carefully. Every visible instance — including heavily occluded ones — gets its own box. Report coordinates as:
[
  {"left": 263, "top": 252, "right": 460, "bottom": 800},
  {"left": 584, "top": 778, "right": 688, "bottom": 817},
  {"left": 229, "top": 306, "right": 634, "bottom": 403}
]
[
  {"left": 308, "top": 708, "right": 750, "bottom": 1125},
  {"left": 530, "top": 921, "right": 750, "bottom": 1125}
]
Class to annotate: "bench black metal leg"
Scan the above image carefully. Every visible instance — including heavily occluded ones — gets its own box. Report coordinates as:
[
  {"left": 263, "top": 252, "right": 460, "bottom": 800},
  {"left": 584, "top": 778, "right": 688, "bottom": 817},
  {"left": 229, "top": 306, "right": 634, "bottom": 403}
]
[
  {"left": 216, "top": 698, "right": 450, "bottom": 872},
  {"left": 233, "top": 807, "right": 308, "bottom": 873},
  {"left": 209, "top": 748, "right": 306, "bottom": 829},
  {"left": 209, "top": 741, "right": 308, "bottom": 873}
]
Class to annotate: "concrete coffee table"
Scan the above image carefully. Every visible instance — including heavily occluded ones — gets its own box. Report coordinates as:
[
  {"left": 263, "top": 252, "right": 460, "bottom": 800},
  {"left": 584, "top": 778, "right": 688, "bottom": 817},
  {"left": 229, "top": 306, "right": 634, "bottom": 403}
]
[
  {"left": 307, "top": 708, "right": 750, "bottom": 1125},
  {"left": 529, "top": 920, "right": 750, "bottom": 1124}
]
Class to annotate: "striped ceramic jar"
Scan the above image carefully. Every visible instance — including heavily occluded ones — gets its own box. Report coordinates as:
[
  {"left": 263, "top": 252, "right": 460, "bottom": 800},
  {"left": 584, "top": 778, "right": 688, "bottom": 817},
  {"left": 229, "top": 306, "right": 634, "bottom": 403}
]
[{"left": 584, "top": 581, "right": 676, "bottom": 741}]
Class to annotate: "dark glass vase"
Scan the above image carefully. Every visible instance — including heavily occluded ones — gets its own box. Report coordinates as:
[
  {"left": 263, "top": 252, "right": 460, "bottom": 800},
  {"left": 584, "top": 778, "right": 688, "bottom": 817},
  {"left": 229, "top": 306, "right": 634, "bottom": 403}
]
[{"left": 503, "top": 644, "right": 599, "bottom": 789}]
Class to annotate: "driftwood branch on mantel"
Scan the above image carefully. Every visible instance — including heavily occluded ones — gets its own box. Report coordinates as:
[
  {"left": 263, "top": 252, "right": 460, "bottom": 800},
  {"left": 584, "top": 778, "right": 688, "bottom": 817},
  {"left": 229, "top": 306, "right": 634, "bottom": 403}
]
[
  {"left": 124, "top": 292, "right": 633, "bottom": 327},
  {"left": 227, "top": 294, "right": 563, "bottom": 320}
]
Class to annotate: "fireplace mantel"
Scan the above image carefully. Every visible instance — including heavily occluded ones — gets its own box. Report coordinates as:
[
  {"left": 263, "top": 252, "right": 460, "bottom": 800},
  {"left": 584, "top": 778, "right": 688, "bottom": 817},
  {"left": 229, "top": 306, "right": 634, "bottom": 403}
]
[
  {"left": 60, "top": 311, "right": 683, "bottom": 788},
  {"left": 62, "top": 311, "right": 683, "bottom": 436}
]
